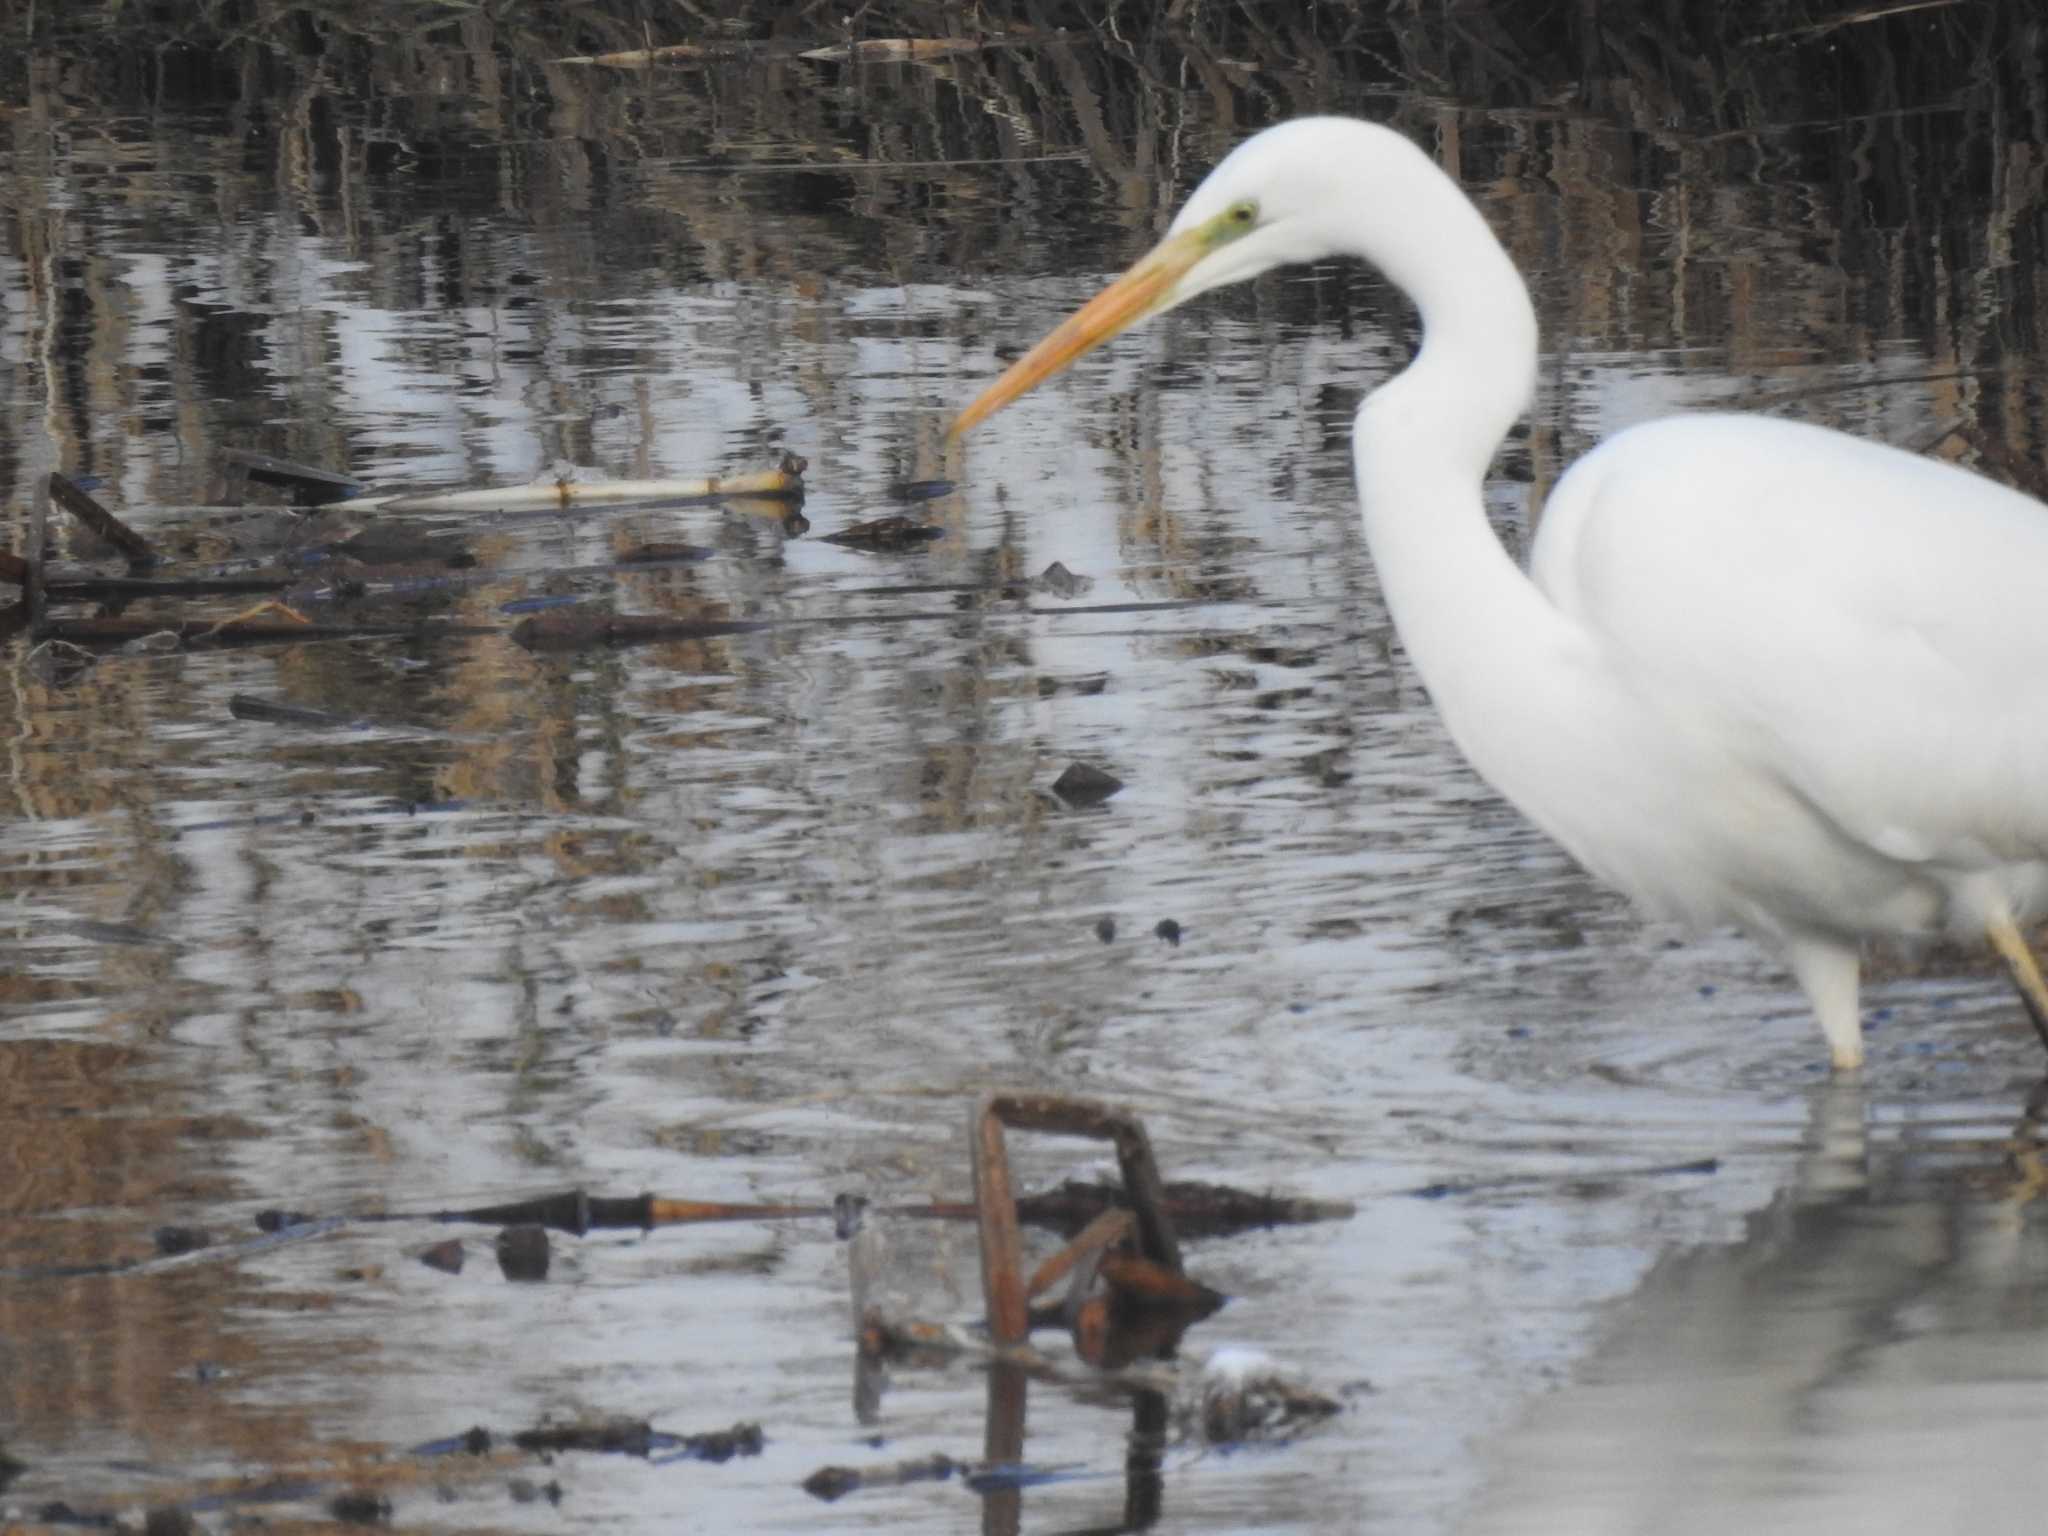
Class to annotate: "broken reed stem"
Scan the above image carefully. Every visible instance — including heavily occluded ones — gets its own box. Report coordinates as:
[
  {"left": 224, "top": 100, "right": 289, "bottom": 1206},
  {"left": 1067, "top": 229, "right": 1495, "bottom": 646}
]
[{"left": 47, "top": 472, "right": 156, "bottom": 565}]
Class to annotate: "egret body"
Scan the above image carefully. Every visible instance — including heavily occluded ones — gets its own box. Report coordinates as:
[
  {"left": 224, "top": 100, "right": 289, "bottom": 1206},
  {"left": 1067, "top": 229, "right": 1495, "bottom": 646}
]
[{"left": 948, "top": 117, "right": 2048, "bottom": 1071}]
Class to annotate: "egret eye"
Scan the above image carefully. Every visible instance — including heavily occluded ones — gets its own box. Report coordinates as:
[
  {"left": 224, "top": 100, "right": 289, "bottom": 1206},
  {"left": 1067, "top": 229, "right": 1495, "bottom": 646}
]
[{"left": 1203, "top": 199, "right": 1259, "bottom": 248}]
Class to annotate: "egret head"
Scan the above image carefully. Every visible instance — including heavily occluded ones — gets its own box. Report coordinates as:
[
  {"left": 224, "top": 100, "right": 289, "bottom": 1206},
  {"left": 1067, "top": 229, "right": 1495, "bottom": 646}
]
[{"left": 946, "top": 119, "right": 1363, "bottom": 439}]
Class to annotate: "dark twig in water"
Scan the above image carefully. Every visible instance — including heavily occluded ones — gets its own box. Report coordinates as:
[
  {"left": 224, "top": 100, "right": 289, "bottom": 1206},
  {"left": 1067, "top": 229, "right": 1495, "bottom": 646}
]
[
  {"left": 1402, "top": 1157, "right": 1720, "bottom": 1201},
  {"left": 803, "top": 1453, "right": 966, "bottom": 1503},
  {"left": 47, "top": 472, "right": 157, "bottom": 565},
  {"left": 35, "top": 615, "right": 440, "bottom": 646},
  {"left": 218, "top": 447, "right": 364, "bottom": 507},
  {"left": 228, "top": 695, "right": 371, "bottom": 729},
  {"left": 42, "top": 569, "right": 300, "bottom": 601},
  {"left": 0, "top": 1217, "right": 346, "bottom": 1281},
  {"left": 0, "top": 1171, "right": 1346, "bottom": 1285}
]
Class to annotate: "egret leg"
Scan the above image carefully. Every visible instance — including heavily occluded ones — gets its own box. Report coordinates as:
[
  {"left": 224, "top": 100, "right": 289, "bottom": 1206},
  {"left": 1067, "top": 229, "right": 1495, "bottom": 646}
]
[
  {"left": 1786, "top": 936, "right": 1864, "bottom": 1072},
  {"left": 1985, "top": 914, "right": 2048, "bottom": 1055}
]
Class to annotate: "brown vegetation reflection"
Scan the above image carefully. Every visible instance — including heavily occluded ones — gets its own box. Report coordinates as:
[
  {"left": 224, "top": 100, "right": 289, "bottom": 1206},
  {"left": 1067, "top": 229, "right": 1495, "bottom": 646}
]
[{"left": 2, "top": 2, "right": 2044, "bottom": 507}]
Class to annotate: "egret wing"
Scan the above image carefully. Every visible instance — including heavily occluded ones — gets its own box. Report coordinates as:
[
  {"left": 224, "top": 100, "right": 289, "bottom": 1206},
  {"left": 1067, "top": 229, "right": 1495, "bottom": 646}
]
[{"left": 1530, "top": 414, "right": 2048, "bottom": 870}]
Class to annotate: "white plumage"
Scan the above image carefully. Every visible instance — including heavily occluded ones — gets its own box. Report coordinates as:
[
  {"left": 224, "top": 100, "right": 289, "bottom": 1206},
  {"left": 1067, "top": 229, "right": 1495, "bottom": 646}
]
[{"left": 952, "top": 116, "right": 2048, "bottom": 1070}]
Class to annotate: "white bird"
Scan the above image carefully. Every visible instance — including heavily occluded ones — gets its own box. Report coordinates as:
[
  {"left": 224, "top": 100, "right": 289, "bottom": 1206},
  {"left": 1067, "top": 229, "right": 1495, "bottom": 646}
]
[{"left": 948, "top": 116, "right": 2048, "bottom": 1072}]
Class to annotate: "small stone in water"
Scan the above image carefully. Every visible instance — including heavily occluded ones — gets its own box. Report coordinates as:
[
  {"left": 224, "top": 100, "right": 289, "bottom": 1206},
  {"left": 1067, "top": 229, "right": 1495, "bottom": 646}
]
[
  {"left": 1038, "top": 560, "right": 1092, "bottom": 598},
  {"left": 418, "top": 1239, "right": 466, "bottom": 1275},
  {"left": 1052, "top": 762, "right": 1123, "bottom": 805}
]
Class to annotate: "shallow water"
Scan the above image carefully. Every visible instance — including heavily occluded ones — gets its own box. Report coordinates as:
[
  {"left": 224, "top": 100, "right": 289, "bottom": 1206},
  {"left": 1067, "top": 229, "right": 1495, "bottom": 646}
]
[{"left": 5, "top": 8, "right": 2048, "bottom": 1533}]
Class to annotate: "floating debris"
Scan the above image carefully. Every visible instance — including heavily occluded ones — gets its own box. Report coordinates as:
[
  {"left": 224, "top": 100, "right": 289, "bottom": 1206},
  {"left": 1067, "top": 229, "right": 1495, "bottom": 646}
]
[
  {"left": 24, "top": 638, "right": 96, "bottom": 686},
  {"left": 410, "top": 1426, "right": 497, "bottom": 1458},
  {"left": 722, "top": 495, "right": 811, "bottom": 534},
  {"left": 889, "top": 478, "right": 956, "bottom": 503},
  {"left": 417, "top": 1239, "right": 465, "bottom": 1276},
  {"left": 874, "top": 1176, "right": 1354, "bottom": 1243},
  {"left": 37, "top": 615, "right": 424, "bottom": 647},
  {"left": 969, "top": 1093, "right": 1186, "bottom": 1349},
  {"left": 1194, "top": 1347, "right": 1346, "bottom": 1445},
  {"left": 440, "top": 1188, "right": 832, "bottom": 1233},
  {"left": 511, "top": 1418, "right": 657, "bottom": 1457},
  {"left": 814, "top": 1093, "right": 1348, "bottom": 1515},
  {"left": 330, "top": 524, "right": 473, "bottom": 568},
  {"left": 48, "top": 471, "right": 156, "bottom": 565},
  {"left": 3, "top": 1171, "right": 1341, "bottom": 1286},
  {"left": 1052, "top": 762, "right": 1124, "bottom": 805},
  {"left": 802, "top": 1453, "right": 963, "bottom": 1503},
  {"left": 1036, "top": 672, "right": 1108, "bottom": 699},
  {"left": 40, "top": 568, "right": 304, "bottom": 602},
  {"left": 152, "top": 1226, "right": 212, "bottom": 1258},
  {"left": 1401, "top": 1156, "right": 1721, "bottom": 1202},
  {"left": 327, "top": 1489, "right": 392, "bottom": 1525},
  {"left": 1063, "top": 1249, "right": 1228, "bottom": 1371},
  {"left": 659, "top": 1423, "right": 763, "bottom": 1465},
  {"left": 617, "top": 541, "right": 718, "bottom": 564},
  {"left": 510, "top": 611, "right": 774, "bottom": 651},
  {"left": 494, "top": 1225, "right": 550, "bottom": 1282},
  {"left": 510, "top": 1417, "right": 762, "bottom": 1463},
  {"left": 47, "top": 918, "right": 160, "bottom": 947},
  {"left": 229, "top": 694, "right": 368, "bottom": 730},
  {"left": 0, "top": 1215, "right": 345, "bottom": 1282},
  {"left": 368, "top": 456, "right": 805, "bottom": 514},
  {"left": 199, "top": 597, "right": 314, "bottom": 637},
  {"left": 218, "top": 447, "right": 364, "bottom": 507},
  {"left": 1036, "top": 559, "right": 1093, "bottom": 598},
  {"left": 821, "top": 515, "right": 945, "bottom": 550}
]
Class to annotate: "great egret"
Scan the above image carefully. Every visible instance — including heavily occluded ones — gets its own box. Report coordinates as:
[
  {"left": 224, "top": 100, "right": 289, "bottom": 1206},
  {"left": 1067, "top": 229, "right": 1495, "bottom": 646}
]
[{"left": 948, "top": 116, "right": 2048, "bottom": 1072}]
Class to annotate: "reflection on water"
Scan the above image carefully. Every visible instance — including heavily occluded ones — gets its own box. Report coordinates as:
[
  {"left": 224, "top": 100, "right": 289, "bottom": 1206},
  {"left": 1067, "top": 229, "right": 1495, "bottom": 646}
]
[
  {"left": 1464, "top": 1083, "right": 2048, "bottom": 1534},
  {"left": 4, "top": 5, "right": 2048, "bottom": 1532}
]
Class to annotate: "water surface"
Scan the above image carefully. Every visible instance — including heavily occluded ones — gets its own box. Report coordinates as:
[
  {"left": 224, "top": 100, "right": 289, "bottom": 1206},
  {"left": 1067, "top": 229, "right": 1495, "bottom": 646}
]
[{"left": 4, "top": 7, "right": 2048, "bottom": 1532}]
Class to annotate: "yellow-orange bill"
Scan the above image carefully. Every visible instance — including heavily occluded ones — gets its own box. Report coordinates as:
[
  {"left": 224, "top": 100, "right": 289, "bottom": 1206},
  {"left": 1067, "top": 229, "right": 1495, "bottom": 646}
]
[{"left": 946, "top": 227, "right": 1208, "bottom": 440}]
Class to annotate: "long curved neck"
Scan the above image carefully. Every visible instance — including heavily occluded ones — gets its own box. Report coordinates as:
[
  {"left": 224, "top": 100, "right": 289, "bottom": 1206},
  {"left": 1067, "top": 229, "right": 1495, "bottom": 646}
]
[{"left": 1347, "top": 146, "right": 1579, "bottom": 777}]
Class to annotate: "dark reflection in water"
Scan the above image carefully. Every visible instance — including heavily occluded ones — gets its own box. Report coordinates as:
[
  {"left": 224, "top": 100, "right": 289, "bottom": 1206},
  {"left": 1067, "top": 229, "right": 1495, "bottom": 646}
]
[{"left": 3, "top": 4, "right": 2048, "bottom": 1532}]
